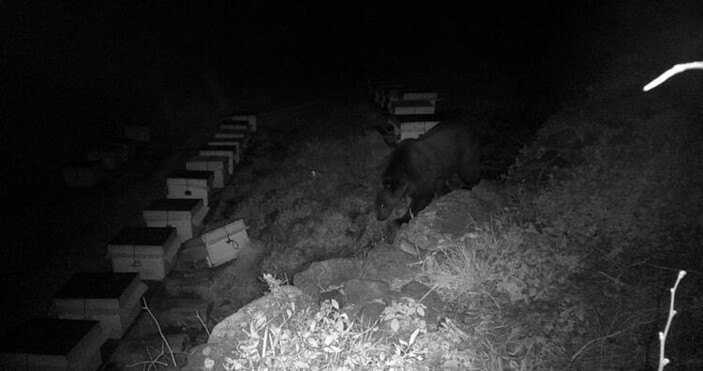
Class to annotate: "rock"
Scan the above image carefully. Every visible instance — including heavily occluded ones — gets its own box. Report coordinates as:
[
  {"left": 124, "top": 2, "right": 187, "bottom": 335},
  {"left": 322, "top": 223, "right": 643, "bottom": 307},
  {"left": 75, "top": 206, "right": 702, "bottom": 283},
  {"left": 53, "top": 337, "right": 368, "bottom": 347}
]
[
  {"left": 207, "top": 285, "right": 315, "bottom": 345},
  {"left": 320, "top": 289, "right": 346, "bottom": 307},
  {"left": 360, "top": 243, "right": 422, "bottom": 290},
  {"left": 397, "top": 281, "right": 449, "bottom": 329},
  {"left": 357, "top": 300, "right": 388, "bottom": 327},
  {"left": 344, "top": 279, "right": 390, "bottom": 305},
  {"left": 164, "top": 269, "right": 214, "bottom": 300},
  {"left": 149, "top": 295, "right": 210, "bottom": 330},
  {"left": 394, "top": 185, "right": 507, "bottom": 254},
  {"left": 293, "top": 258, "right": 363, "bottom": 302},
  {"left": 182, "top": 342, "right": 234, "bottom": 371}
]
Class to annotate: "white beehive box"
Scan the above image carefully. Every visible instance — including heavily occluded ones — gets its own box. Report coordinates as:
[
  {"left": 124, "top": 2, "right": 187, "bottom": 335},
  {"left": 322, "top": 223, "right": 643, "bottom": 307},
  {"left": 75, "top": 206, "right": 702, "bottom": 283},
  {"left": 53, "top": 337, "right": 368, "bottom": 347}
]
[
  {"left": 143, "top": 198, "right": 208, "bottom": 241},
  {"left": 381, "top": 87, "right": 414, "bottom": 110},
  {"left": 199, "top": 145, "right": 238, "bottom": 171},
  {"left": 389, "top": 114, "right": 441, "bottom": 142},
  {"left": 207, "top": 137, "right": 245, "bottom": 157},
  {"left": 107, "top": 227, "right": 181, "bottom": 281},
  {"left": 50, "top": 272, "right": 147, "bottom": 339},
  {"left": 384, "top": 88, "right": 418, "bottom": 110},
  {"left": 219, "top": 119, "right": 250, "bottom": 132},
  {"left": 373, "top": 83, "right": 403, "bottom": 107},
  {"left": 63, "top": 161, "right": 104, "bottom": 188},
  {"left": 229, "top": 112, "right": 258, "bottom": 132},
  {"left": 201, "top": 219, "right": 250, "bottom": 267},
  {"left": 401, "top": 91, "right": 438, "bottom": 101},
  {"left": 368, "top": 80, "right": 400, "bottom": 101},
  {"left": 0, "top": 318, "right": 106, "bottom": 371},
  {"left": 389, "top": 100, "right": 436, "bottom": 115},
  {"left": 123, "top": 125, "right": 150, "bottom": 142},
  {"left": 214, "top": 129, "right": 251, "bottom": 149},
  {"left": 185, "top": 155, "right": 229, "bottom": 189},
  {"left": 166, "top": 169, "right": 213, "bottom": 207}
]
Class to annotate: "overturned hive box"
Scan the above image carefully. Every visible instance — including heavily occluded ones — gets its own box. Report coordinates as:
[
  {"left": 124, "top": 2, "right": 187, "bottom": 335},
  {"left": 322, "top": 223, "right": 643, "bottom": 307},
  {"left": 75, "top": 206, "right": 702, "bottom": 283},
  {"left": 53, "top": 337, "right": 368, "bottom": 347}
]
[
  {"left": 143, "top": 198, "right": 208, "bottom": 241},
  {"left": 199, "top": 145, "right": 238, "bottom": 171},
  {"left": 51, "top": 272, "right": 147, "bottom": 339},
  {"left": 389, "top": 99, "right": 436, "bottom": 115},
  {"left": 185, "top": 155, "right": 229, "bottom": 189},
  {"left": 107, "top": 227, "right": 181, "bottom": 281},
  {"left": 388, "top": 114, "right": 441, "bottom": 142},
  {"left": 0, "top": 318, "right": 106, "bottom": 371},
  {"left": 201, "top": 219, "right": 250, "bottom": 267},
  {"left": 166, "top": 169, "right": 214, "bottom": 207},
  {"left": 62, "top": 161, "right": 104, "bottom": 188}
]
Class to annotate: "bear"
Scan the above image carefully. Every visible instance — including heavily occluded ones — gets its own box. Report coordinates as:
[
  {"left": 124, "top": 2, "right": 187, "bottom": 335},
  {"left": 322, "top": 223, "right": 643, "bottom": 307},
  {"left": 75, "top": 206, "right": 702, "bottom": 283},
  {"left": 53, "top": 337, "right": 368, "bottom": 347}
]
[{"left": 375, "top": 119, "right": 481, "bottom": 226}]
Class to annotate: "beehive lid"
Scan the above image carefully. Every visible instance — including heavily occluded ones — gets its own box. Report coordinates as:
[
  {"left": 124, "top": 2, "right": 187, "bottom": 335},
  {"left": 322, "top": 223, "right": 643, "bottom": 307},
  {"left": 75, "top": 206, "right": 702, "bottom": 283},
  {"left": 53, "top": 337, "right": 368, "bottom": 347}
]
[
  {"left": 230, "top": 110, "right": 257, "bottom": 116},
  {"left": 0, "top": 318, "right": 100, "bottom": 355},
  {"left": 167, "top": 170, "right": 214, "bottom": 180},
  {"left": 109, "top": 227, "right": 176, "bottom": 246},
  {"left": 187, "top": 155, "right": 229, "bottom": 162},
  {"left": 221, "top": 119, "right": 249, "bottom": 125},
  {"left": 200, "top": 145, "right": 238, "bottom": 153},
  {"left": 54, "top": 272, "right": 140, "bottom": 300},
  {"left": 393, "top": 114, "right": 441, "bottom": 123},
  {"left": 146, "top": 198, "right": 202, "bottom": 212},
  {"left": 390, "top": 100, "right": 434, "bottom": 108}
]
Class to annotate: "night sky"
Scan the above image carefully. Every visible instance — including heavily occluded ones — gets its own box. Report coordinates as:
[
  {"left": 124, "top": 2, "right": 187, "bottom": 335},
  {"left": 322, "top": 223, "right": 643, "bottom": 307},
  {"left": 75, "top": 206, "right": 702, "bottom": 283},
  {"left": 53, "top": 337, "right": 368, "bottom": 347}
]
[{"left": 2, "top": 0, "right": 702, "bottom": 203}]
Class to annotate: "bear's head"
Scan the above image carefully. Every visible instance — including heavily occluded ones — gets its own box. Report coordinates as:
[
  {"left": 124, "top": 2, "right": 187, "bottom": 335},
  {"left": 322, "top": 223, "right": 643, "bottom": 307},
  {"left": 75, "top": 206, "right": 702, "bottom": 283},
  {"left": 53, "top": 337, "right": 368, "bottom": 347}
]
[{"left": 375, "top": 176, "right": 408, "bottom": 221}]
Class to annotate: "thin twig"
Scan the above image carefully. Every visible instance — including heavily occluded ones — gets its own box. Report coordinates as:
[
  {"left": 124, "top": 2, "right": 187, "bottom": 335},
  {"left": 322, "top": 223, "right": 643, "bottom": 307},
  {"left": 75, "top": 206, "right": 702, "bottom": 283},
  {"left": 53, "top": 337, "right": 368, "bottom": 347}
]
[
  {"left": 643, "top": 62, "right": 703, "bottom": 91},
  {"left": 196, "top": 310, "right": 211, "bottom": 337},
  {"left": 126, "top": 343, "right": 168, "bottom": 370},
  {"left": 570, "top": 327, "right": 631, "bottom": 364},
  {"left": 142, "top": 297, "right": 178, "bottom": 368},
  {"left": 658, "top": 270, "right": 687, "bottom": 371}
]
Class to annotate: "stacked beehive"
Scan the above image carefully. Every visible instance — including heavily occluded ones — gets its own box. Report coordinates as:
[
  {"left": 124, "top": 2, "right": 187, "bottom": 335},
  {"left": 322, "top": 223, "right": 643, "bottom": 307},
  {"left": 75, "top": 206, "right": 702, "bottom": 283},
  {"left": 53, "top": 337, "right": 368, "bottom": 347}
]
[{"left": 367, "top": 80, "right": 442, "bottom": 143}]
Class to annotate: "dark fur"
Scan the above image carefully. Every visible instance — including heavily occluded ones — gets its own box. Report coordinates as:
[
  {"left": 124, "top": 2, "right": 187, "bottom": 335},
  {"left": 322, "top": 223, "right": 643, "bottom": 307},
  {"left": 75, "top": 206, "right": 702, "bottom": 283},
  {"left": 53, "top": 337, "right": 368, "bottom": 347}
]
[{"left": 375, "top": 120, "right": 481, "bottom": 225}]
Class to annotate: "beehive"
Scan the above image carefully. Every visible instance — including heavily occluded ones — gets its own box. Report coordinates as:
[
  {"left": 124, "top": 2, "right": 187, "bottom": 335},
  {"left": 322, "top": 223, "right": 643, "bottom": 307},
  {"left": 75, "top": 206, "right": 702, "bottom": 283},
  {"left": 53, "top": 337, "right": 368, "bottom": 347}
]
[
  {"left": 143, "top": 198, "right": 208, "bottom": 241},
  {"left": 166, "top": 170, "right": 213, "bottom": 207},
  {"left": 185, "top": 155, "right": 229, "bottom": 189},
  {"left": 107, "top": 227, "right": 181, "bottom": 280},
  {"left": 51, "top": 272, "right": 147, "bottom": 339},
  {"left": 199, "top": 145, "right": 238, "bottom": 171},
  {"left": 388, "top": 114, "right": 441, "bottom": 142},
  {"left": 201, "top": 219, "right": 250, "bottom": 267},
  {"left": 0, "top": 318, "right": 106, "bottom": 371}
]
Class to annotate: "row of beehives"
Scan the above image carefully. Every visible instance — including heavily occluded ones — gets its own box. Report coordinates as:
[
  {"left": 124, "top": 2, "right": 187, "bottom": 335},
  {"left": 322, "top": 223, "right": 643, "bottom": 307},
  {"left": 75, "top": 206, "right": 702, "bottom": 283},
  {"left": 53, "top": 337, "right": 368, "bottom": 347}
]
[
  {"left": 0, "top": 113, "right": 259, "bottom": 370},
  {"left": 111, "top": 114, "right": 257, "bottom": 280},
  {"left": 61, "top": 125, "right": 151, "bottom": 188},
  {"left": 367, "top": 80, "right": 441, "bottom": 143}
]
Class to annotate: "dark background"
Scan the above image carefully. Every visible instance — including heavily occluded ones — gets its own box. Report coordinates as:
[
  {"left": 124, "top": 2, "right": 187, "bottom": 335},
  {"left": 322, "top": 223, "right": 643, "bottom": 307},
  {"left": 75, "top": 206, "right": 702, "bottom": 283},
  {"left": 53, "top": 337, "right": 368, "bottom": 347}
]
[{"left": 2, "top": 0, "right": 701, "bottom": 210}]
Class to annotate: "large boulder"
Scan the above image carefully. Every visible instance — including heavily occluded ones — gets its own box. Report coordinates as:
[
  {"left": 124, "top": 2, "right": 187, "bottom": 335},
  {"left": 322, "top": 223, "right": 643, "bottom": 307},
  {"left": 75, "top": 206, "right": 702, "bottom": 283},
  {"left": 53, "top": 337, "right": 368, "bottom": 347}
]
[
  {"left": 394, "top": 182, "right": 507, "bottom": 255},
  {"left": 183, "top": 285, "right": 315, "bottom": 370}
]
